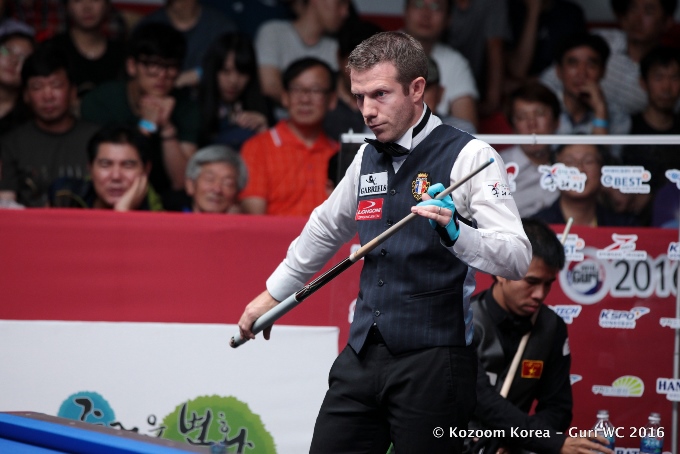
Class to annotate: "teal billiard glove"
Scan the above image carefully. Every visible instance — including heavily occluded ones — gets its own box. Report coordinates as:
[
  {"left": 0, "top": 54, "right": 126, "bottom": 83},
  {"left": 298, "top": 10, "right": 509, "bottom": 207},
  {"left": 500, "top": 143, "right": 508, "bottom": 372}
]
[{"left": 416, "top": 183, "right": 460, "bottom": 246}]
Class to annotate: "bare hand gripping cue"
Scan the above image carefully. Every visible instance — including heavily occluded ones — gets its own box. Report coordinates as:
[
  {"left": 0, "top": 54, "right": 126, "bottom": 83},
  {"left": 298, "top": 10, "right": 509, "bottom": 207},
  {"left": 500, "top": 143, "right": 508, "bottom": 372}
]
[{"left": 230, "top": 158, "right": 495, "bottom": 348}]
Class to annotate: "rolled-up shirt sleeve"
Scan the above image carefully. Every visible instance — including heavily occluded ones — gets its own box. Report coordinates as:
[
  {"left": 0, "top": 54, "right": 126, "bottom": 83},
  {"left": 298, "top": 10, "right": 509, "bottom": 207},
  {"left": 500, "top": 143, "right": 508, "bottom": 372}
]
[
  {"left": 266, "top": 147, "right": 364, "bottom": 301},
  {"left": 449, "top": 139, "right": 531, "bottom": 280}
]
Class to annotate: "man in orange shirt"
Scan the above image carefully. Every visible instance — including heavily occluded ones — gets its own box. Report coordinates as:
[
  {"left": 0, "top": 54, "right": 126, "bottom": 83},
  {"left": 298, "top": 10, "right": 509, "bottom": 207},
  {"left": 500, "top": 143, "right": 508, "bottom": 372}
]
[{"left": 239, "top": 57, "right": 338, "bottom": 216}]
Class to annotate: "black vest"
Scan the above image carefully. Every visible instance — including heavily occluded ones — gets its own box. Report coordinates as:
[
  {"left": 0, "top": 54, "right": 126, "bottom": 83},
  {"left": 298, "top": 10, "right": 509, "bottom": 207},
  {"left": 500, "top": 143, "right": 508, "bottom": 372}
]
[
  {"left": 471, "top": 290, "right": 557, "bottom": 411},
  {"left": 349, "top": 125, "right": 474, "bottom": 354}
]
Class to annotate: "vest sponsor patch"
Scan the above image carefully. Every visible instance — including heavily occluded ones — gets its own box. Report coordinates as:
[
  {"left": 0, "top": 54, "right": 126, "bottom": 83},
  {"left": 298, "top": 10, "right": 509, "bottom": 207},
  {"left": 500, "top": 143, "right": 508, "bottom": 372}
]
[
  {"left": 521, "top": 360, "right": 543, "bottom": 379},
  {"left": 412, "top": 171, "right": 431, "bottom": 200},
  {"left": 359, "top": 171, "right": 388, "bottom": 196},
  {"left": 355, "top": 198, "right": 384, "bottom": 221},
  {"left": 484, "top": 180, "right": 513, "bottom": 201}
]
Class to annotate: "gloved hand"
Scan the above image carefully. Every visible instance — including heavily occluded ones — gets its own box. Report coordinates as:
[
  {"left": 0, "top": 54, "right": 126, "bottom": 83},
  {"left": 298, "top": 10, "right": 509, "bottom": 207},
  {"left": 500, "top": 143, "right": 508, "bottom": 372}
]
[{"left": 416, "top": 183, "right": 460, "bottom": 245}]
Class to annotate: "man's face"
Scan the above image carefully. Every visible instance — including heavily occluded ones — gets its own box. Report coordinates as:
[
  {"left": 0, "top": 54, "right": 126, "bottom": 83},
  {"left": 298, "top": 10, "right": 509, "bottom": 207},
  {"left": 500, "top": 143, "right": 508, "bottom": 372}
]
[
  {"left": 403, "top": 0, "right": 449, "bottom": 43},
  {"left": 68, "top": 0, "right": 108, "bottom": 31},
  {"left": 126, "top": 55, "right": 179, "bottom": 97},
  {"left": 496, "top": 257, "right": 559, "bottom": 317},
  {"left": 556, "top": 46, "right": 604, "bottom": 98},
  {"left": 643, "top": 62, "right": 680, "bottom": 113},
  {"left": 511, "top": 99, "right": 558, "bottom": 156},
  {"left": 186, "top": 162, "right": 239, "bottom": 213},
  {"left": 0, "top": 36, "right": 33, "bottom": 88},
  {"left": 282, "top": 65, "right": 336, "bottom": 128},
  {"left": 351, "top": 62, "right": 422, "bottom": 143},
  {"left": 90, "top": 142, "right": 147, "bottom": 208},
  {"left": 556, "top": 144, "right": 602, "bottom": 199},
  {"left": 24, "top": 68, "right": 74, "bottom": 124},
  {"left": 619, "top": 0, "right": 672, "bottom": 46},
  {"left": 314, "top": 0, "right": 350, "bottom": 34}
]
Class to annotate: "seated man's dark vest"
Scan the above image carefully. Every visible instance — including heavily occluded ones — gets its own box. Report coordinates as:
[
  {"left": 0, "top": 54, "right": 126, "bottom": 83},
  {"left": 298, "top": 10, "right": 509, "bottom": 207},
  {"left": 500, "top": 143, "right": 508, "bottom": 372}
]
[{"left": 471, "top": 290, "right": 557, "bottom": 411}]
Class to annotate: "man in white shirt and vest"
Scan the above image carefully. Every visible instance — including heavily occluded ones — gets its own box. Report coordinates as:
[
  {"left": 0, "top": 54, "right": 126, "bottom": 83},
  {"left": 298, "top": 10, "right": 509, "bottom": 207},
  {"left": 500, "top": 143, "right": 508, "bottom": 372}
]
[{"left": 237, "top": 31, "right": 530, "bottom": 453}]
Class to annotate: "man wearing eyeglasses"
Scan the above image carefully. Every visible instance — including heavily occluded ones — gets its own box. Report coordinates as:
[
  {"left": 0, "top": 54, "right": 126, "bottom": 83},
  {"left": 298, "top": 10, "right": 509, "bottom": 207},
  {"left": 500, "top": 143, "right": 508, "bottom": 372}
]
[
  {"left": 80, "top": 22, "right": 200, "bottom": 210},
  {"left": 239, "top": 57, "right": 338, "bottom": 216}
]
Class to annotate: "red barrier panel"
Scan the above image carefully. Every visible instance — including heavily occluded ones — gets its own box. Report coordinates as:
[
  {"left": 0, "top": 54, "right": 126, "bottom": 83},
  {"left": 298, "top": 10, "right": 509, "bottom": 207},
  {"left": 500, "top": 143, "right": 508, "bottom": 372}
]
[{"left": 1, "top": 209, "right": 677, "bottom": 450}]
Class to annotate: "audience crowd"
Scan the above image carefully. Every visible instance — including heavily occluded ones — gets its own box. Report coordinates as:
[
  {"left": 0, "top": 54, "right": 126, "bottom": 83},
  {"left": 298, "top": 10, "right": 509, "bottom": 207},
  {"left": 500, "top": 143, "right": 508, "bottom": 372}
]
[{"left": 0, "top": 0, "right": 678, "bottom": 226}]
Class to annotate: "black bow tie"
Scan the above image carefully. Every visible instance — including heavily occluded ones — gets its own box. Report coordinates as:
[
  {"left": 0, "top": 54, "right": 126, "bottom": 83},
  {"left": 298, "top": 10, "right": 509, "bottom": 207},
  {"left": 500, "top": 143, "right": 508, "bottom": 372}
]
[{"left": 364, "top": 138, "right": 410, "bottom": 158}]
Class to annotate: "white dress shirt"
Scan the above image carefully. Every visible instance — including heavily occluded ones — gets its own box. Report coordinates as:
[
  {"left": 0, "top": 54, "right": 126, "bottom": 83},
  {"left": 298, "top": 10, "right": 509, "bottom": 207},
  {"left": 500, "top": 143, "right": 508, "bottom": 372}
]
[{"left": 266, "top": 108, "right": 531, "bottom": 302}]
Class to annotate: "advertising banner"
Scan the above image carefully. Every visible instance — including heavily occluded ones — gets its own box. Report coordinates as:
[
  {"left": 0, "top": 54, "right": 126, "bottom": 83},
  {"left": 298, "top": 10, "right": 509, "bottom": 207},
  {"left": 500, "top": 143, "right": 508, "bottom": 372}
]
[{"left": 0, "top": 210, "right": 678, "bottom": 452}]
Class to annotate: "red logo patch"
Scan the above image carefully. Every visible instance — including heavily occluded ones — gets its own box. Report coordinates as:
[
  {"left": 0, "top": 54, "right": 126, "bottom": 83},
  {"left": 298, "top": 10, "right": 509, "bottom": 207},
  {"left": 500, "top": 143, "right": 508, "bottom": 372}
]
[{"left": 355, "top": 198, "right": 384, "bottom": 221}]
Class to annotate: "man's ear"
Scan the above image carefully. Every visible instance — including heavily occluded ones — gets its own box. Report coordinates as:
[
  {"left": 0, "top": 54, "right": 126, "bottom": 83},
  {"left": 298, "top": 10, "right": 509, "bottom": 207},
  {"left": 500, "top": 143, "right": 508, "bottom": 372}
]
[
  {"left": 411, "top": 76, "right": 426, "bottom": 102},
  {"left": 144, "top": 162, "right": 152, "bottom": 177}
]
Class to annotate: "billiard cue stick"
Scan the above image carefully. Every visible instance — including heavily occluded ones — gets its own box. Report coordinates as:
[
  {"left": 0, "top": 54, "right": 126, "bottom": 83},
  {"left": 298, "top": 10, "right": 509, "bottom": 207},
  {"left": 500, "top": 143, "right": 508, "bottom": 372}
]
[{"left": 230, "top": 157, "right": 495, "bottom": 348}]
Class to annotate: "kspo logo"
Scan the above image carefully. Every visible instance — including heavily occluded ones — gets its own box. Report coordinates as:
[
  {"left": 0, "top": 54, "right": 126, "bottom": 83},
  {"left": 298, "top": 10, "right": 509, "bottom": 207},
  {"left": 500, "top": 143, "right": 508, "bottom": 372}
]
[{"left": 559, "top": 247, "right": 680, "bottom": 304}]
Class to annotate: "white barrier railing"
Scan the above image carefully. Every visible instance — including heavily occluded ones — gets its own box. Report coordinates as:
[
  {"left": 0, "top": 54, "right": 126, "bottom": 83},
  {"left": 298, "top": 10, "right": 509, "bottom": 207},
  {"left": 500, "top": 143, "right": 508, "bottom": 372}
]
[{"left": 341, "top": 133, "right": 680, "bottom": 146}]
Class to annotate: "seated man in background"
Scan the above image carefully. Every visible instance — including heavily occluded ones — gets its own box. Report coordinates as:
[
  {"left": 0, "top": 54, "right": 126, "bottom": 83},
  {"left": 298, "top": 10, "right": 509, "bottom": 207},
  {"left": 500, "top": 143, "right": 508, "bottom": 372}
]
[
  {"left": 80, "top": 22, "right": 200, "bottom": 210},
  {"left": 239, "top": 57, "right": 338, "bottom": 216},
  {"left": 0, "top": 44, "right": 100, "bottom": 207},
  {"left": 51, "top": 124, "right": 162, "bottom": 211},
  {"left": 501, "top": 81, "right": 561, "bottom": 218},
  {"left": 467, "top": 218, "right": 614, "bottom": 454},
  {"left": 183, "top": 144, "right": 246, "bottom": 214}
]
